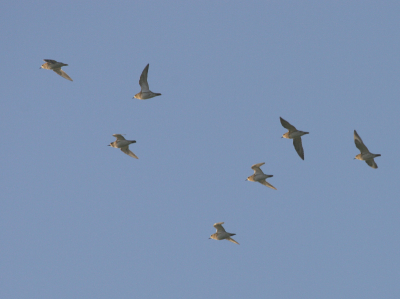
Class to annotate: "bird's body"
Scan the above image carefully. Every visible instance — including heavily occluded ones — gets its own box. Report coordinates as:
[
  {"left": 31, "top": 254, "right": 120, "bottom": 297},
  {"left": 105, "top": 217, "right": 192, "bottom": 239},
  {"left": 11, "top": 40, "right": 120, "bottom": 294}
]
[
  {"left": 109, "top": 139, "right": 135, "bottom": 148},
  {"left": 246, "top": 162, "right": 277, "bottom": 190},
  {"left": 108, "top": 134, "right": 138, "bottom": 159},
  {"left": 354, "top": 130, "right": 380, "bottom": 169},
  {"left": 209, "top": 222, "right": 239, "bottom": 245},
  {"left": 135, "top": 91, "right": 162, "bottom": 100},
  {"left": 282, "top": 130, "right": 307, "bottom": 139},
  {"left": 40, "top": 59, "right": 73, "bottom": 81},
  {"left": 280, "top": 117, "right": 309, "bottom": 160},
  {"left": 133, "top": 64, "right": 161, "bottom": 100}
]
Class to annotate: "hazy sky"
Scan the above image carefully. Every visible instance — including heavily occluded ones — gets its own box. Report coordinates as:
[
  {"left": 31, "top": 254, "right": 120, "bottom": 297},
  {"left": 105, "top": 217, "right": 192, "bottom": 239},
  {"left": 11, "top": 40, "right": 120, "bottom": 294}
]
[{"left": 1, "top": 1, "right": 400, "bottom": 298}]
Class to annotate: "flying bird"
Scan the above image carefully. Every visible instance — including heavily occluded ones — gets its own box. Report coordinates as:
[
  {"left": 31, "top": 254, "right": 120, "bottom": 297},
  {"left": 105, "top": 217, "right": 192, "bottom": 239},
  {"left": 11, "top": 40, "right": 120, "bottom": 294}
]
[
  {"left": 209, "top": 222, "right": 239, "bottom": 245},
  {"left": 108, "top": 134, "right": 138, "bottom": 159},
  {"left": 40, "top": 59, "right": 73, "bottom": 81},
  {"left": 246, "top": 162, "right": 277, "bottom": 190},
  {"left": 280, "top": 117, "right": 309, "bottom": 160},
  {"left": 133, "top": 64, "right": 161, "bottom": 100},
  {"left": 354, "top": 130, "right": 381, "bottom": 169}
]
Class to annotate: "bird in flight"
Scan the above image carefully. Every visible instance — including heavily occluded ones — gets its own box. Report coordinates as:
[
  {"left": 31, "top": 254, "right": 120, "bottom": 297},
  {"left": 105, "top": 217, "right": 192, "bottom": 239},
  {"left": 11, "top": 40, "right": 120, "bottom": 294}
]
[
  {"left": 40, "top": 59, "right": 73, "bottom": 81},
  {"left": 353, "top": 130, "right": 381, "bottom": 169},
  {"left": 108, "top": 134, "right": 138, "bottom": 159},
  {"left": 133, "top": 64, "right": 161, "bottom": 100},
  {"left": 280, "top": 117, "right": 309, "bottom": 160},
  {"left": 209, "top": 222, "right": 239, "bottom": 245},
  {"left": 246, "top": 162, "right": 277, "bottom": 190}
]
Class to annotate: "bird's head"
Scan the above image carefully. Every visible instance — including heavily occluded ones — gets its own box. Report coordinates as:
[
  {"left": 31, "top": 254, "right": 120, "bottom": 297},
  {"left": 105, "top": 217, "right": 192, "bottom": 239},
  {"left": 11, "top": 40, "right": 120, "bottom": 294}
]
[{"left": 282, "top": 132, "right": 289, "bottom": 139}]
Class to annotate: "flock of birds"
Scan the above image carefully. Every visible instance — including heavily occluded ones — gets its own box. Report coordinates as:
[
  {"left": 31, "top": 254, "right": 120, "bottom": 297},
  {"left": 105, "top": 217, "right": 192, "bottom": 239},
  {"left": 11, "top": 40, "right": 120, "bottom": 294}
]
[{"left": 40, "top": 59, "right": 382, "bottom": 245}]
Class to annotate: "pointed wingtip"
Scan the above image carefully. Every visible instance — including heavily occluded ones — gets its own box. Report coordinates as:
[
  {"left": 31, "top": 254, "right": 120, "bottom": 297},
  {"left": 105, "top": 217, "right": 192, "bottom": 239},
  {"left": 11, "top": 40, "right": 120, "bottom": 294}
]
[{"left": 228, "top": 238, "right": 240, "bottom": 245}]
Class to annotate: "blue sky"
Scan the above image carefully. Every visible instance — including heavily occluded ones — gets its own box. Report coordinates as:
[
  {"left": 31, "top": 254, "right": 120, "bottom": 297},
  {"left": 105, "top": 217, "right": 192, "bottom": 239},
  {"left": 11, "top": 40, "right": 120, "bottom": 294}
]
[{"left": 1, "top": 1, "right": 400, "bottom": 298}]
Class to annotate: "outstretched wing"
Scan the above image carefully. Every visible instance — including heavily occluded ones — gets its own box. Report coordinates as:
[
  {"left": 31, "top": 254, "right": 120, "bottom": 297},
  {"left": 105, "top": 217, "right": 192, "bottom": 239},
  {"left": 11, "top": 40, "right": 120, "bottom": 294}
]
[
  {"left": 365, "top": 159, "right": 378, "bottom": 169},
  {"left": 53, "top": 68, "right": 73, "bottom": 81},
  {"left": 213, "top": 222, "right": 226, "bottom": 233},
  {"left": 293, "top": 137, "right": 304, "bottom": 160},
  {"left": 227, "top": 237, "right": 240, "bottom": 245},
  {"left": 260, "top": 179, "right": 277, "bottom": 190},
  {"left": 120, "top": 146, "right": 138, "bottom": 159},
  {"left": 354, "top": 130, "right": 370, "bottom": 154},
  {"left": 139, "top": 64, "right": 150, "bottom": 92},
  {"left": 280, "top": 117, "right": 297, "bottom": 132},
  {"left": 251, "top": 162, "right": 265, "bottom": 175},
  {"left": 43, "top": 59, "right": 58, "bottom": 64},
  {"left": 113, "top": 134, "right": 126, "bottom": 141}
]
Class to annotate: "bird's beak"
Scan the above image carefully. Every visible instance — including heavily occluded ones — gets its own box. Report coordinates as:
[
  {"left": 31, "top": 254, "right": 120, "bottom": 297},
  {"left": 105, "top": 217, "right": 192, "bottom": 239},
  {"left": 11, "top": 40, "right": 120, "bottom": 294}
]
[{"left": 107, "top": 145, "right": 110, "bottom": 146}]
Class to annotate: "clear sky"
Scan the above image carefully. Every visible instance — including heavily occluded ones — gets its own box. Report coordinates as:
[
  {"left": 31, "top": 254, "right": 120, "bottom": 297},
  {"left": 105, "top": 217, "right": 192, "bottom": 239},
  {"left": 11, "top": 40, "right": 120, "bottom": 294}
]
[{"left": 1, "top": 1, "right": 400, "bottom": 298}]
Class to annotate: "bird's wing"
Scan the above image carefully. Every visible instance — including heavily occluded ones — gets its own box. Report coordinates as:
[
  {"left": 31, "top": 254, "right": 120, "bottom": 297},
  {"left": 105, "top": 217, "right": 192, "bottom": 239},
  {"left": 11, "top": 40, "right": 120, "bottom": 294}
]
[
  {"left": 53, "top": 68, "right": 72, "bottom": 81},
  {"left": 43, "top": 59, "right": 57, "bottom": 64},
  {"left": 354, "top": 130, "right": 370, "bottom": 154},
  {"left": 227, "top": 237, "right": 239, "bottom": 245},
  {"left": 113, "top": 134, "right": 126, "bottom": 141},
  {"left": 139, "top": 64, "right": 150, "bottom": 92},
  {"left": 365, "top": 159, "right": 378, "bottom": 169},
  {"left": 251, "top": 162, "right": 265, "bottom": 175},
  {"left": 280, "top": 117, "right": 297, "bottom": 132},
  {"left": 293, "top": 137, "right": 304, "bottom": 160},
  {"left": 213, "top": 222, "right": 226, "bottom": 233},
  {"left": 120, "top": 146, "right": 138, "bottom": 159},
  {"left": 260, "top": 179, "right": 277, "bottom": 190}
]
